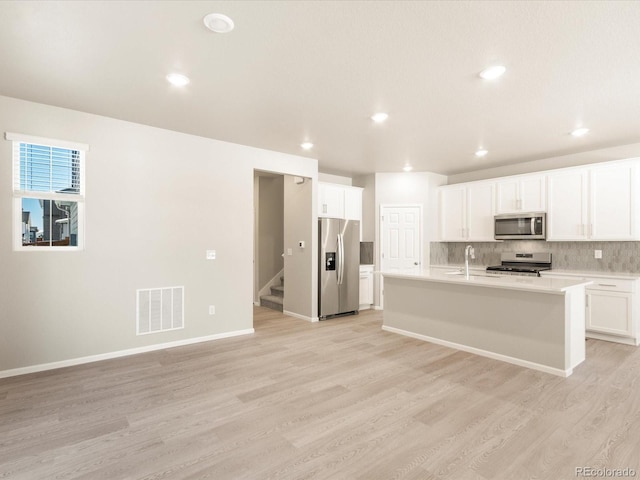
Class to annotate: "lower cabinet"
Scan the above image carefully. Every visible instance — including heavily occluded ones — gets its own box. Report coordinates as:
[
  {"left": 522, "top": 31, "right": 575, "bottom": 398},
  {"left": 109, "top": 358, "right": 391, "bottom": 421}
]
[
  {"left": 359, "top": 265, "right": 374, "bottom": 309},
  {"left": 543, "top": 272, "right": 639, "bottom": 346},
  {"left": 586, "top": 290, "right": 632, "bottom": 337}
]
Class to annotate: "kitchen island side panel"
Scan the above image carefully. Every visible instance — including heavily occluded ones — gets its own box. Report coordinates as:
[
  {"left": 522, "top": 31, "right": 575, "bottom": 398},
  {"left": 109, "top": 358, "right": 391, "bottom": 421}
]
[{"left": 383, "top": 277, "right": 585, "bottom": 374}]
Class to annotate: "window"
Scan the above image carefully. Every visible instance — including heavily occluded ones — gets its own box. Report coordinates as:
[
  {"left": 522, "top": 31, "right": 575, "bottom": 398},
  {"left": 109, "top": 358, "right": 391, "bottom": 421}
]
[{"left": 7, "top": 133, "right": 88, "bottom": 250}]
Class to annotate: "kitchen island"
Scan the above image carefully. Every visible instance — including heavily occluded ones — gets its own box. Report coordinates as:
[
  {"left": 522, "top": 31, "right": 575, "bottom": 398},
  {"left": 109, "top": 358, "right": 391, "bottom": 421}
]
[{"left": 382, "top": 269, "right": 592, "bottom": 377}]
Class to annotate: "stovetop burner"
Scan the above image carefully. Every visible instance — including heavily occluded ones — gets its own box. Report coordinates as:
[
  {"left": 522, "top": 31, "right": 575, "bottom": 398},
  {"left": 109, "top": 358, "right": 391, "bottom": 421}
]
[{"left": 486, "top": 252, "right": 552, "bottom": 277}]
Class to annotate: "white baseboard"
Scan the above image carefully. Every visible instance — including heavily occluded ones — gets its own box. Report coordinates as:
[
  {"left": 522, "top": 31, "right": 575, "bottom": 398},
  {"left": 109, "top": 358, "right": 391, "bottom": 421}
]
[
  {"left": 283, "top": 310, "right": 318, "bottom": 323},
  {"left": 0, "top": 328, "right": 255, "bottom": 379},
  {"left": 373, "top": 305, "right": 383, "bottom": 311},
  {"left": 586, "top": 331, "right": 639, "bottom": 346},
  {"left": 381, "top": 325, "right": 571, "bottom": 378}
]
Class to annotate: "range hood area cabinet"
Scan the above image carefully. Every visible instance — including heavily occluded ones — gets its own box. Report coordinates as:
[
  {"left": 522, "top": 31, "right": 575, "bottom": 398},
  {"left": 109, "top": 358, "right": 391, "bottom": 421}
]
[
  {"left": 437, "top": 157, "right": 640, "bottom": 242},
  {"left": 495, "top": 175, "right": 546, "bottom": 214}
]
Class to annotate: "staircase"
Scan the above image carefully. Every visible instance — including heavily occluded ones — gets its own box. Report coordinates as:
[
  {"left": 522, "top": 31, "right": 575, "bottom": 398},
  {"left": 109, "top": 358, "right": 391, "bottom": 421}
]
[{"left": 260, "top": 276, "right": 284, "bottom": 312}]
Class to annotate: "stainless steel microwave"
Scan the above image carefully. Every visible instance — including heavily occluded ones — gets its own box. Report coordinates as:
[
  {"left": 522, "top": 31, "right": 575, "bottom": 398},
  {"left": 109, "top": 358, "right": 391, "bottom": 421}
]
[{"left": 494, "top": 212, "right": 546, "bottom": 240}]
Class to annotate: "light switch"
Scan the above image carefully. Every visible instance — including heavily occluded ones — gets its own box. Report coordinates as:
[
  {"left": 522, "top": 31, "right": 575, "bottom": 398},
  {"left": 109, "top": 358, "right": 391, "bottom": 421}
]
[
  {"left": 594, "top": 250, "right": 602, "bottom": 259},
  {"left": 206, "top": 250, "right": 216, "bottom": 260}
]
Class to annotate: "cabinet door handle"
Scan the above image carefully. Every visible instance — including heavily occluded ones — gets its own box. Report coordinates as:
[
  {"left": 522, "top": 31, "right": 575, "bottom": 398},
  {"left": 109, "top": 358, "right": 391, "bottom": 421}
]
[
  {"left": 322, "top": 204, "right": 327, "bottom": 214},
  {"left": 597, "top": 283, "right": 617, "bottom": 287}
]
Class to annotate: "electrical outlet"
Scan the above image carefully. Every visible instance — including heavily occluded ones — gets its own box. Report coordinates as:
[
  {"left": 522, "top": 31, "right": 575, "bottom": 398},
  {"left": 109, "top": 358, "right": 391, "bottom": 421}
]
[
  {"left": 287, "top": 248, "right": 293, "bottom": 256},
  {"left": 298, "top": 241, "right": 305, "bottom": 248},
  {"left": 206, "top": 250, "right": 216, "bottom": 260},
  {"left": 208, "top": 305, "right": 216, "bottom": 315},
  {"left": 594, "top": 250, "right": 602, "bottom": 259}
]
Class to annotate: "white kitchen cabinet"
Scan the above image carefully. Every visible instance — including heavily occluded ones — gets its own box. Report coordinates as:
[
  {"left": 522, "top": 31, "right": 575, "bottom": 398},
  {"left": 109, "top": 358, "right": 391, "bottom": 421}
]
[
  {"left": 344, "top": 186, "right": 363, "bottom": 221},
  {"left": 590, "top": 163, "right": 638, "bottom": 240},
  {"left": 496, "top": 175, "right": 546, "bottom": 214},
  {"left": 542, "top": 271, "right": 639, "bottom": 346},
  {"left": 318, "top": 182, "right": 345, "bottom": 218},
  {"left": 547, "top": 162, "right": 638, "bottom": 241},
  {"left": 359, "top": 265, "right": 374, "bottom": 308},
  {"left": 318, "top": 182, "right": 363, "bottom": 239},
  {"left": 586, "top": 290, "right": 632, "bottom": 337},
  {"left": 546, "top": 169, "right": 589, "bottom": 240},
  {"left": 439, "top": 182, "right": 495, "bottom": 241}
]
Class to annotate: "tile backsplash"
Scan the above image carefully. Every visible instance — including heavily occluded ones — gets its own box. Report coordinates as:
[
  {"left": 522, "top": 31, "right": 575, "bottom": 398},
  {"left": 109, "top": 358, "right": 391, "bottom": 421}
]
[
  {"left": 430, "top": 241, "right": 640, "bottom": 273},
  {"left": 360, "top": 242, "right": 374, "bottom": 265}
]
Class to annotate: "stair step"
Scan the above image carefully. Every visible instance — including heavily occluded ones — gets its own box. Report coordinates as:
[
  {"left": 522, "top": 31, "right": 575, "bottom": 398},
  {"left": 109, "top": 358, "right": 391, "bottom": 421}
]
[
  {"left": 270, "top": 285, "right": 284, "bottom": 297},
  {"left": 260, "top": 294, "right": 283, "bottom": 312}
]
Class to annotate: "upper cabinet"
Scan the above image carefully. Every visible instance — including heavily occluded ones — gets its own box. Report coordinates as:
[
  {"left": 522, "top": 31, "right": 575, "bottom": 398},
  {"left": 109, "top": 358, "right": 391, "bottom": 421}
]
[
  {"left": 318, "top": 182, "right": 346, "bottom": 218},
  {"left": 546, "top": 169, "right": 589, "bottom": 240},
  {"left": 318, "top": 182, "right": 363, "bottom": 237},
  {"left": 438, "top": 158, "right": 640, "bottom": 243},
  {"left": 547, "top": 161, "right": 639, "bottom": 241},
  {"left": 495, "top": 175, "right": 546, "bottom": 214},
  {"left": 589, "top": 162, "right": 638, "bottom": 240},
  {"left": 439, "top": 181, "right": 495, "bottom": 242}
]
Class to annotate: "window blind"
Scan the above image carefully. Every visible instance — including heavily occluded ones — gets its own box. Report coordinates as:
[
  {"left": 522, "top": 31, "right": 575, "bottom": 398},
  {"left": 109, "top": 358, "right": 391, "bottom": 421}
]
[{"left": 13, "top": 142, "right": 82, "bottom": 194}]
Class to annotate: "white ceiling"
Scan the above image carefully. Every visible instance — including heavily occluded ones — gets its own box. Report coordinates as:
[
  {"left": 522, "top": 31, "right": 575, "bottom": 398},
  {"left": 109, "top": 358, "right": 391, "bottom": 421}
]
[{"left": 1, "top": 1, "right": 639, "bottom": 177}]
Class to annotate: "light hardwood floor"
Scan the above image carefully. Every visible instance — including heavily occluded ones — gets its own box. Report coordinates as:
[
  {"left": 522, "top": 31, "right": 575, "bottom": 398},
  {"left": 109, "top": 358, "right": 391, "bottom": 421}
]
[{"left": 1, "top": 307, "right": 639, "bottom": 479}]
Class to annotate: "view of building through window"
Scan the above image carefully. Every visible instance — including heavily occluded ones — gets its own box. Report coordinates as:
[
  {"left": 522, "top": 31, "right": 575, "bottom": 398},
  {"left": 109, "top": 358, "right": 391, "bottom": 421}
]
[{"left": 15, "top": 141, "right": 83, "bottom": 248}]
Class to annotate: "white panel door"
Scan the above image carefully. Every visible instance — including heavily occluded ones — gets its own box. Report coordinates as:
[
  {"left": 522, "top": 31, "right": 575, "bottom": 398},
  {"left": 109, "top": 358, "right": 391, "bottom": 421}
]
[
  {"left": 381, "top": 206, "right": 421, "bottom": 270},
  {"left": 590, "top": 163, "right": 636, "bottom": 240},
  {"left": 547, "top": 170, "right": 589, "bottom": 240}
]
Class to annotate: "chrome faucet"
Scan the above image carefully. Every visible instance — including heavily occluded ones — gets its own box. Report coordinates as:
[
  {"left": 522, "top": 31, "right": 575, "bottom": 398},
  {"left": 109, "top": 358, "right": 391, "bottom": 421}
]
[{"left": 464, "top": 244, "right": 475, "bottom": 278}]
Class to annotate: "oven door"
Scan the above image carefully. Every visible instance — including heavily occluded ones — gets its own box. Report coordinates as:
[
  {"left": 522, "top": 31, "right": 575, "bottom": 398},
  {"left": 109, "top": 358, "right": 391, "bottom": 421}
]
[{"left": 494, "top": 213, "right": 546, "bottom": 240}]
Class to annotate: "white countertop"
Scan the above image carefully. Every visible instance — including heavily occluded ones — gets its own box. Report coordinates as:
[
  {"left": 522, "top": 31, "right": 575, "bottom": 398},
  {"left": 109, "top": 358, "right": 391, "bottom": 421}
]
[
  {"left": 382, "top": 268, "right": 592, "bottom": 294},
  {"left": 541, "top": 269, "right": 640, "bottom": 281},
  {"left": 431, "top": 264, "right": 640, "bottom": 281}
]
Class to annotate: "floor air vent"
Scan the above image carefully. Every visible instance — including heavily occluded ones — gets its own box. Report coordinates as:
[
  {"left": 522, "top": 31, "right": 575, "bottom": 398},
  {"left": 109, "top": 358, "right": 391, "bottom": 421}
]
[{"left": 136, "top": 286, "right": 184, "bottom": 335}]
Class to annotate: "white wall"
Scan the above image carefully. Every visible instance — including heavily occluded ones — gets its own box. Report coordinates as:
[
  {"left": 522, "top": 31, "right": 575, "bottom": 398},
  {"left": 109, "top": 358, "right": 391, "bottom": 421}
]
[
  {"left": 283, "top": 175, "right": 316, "bottom": 321},
  {"left": 0, "top": 95, "right": 317, "bottom": 375},
  {"left": 353, "top": 174, "right": 375, "bottom": 242},
  {"left": 318, "top": 172, "right": 352, "bottom": 186},
  {"left": 257, "top": 175, "right": 284, "bottom": 291},
  {"left": 374, "top": 172, "right": 447, "bottom": 306}
]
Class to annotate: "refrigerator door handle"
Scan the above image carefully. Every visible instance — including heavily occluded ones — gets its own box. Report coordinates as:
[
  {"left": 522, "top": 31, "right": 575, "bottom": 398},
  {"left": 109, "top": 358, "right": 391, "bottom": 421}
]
[
  {"left": 338, "top": 234, "right": 344, "bottom": 284},
  {"left": 336, "top": 234, "right": 342, "bottom": 285},
  {"left": 341, "top": 233, "right": 346, "bottom": 285}
]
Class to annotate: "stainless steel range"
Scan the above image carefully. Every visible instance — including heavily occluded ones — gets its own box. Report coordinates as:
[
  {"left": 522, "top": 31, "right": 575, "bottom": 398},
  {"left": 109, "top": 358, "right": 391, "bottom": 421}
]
[{"left": 486, "top": 252, "right": 552, "bottom": 277}]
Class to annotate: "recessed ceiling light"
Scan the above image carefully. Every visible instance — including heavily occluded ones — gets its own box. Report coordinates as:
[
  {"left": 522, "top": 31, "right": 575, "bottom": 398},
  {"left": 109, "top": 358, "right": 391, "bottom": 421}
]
[
  {"left": 479, "top": 65, "right": 506, "bottom": 80},
  {"left": 403, "top": 165, "right": 413, "bottom": 172},
  {"left": 475, "top": 149, "right": 488, "bottom": 157},
  {"left": 571, "top": 127, "right": 589, "bottom": 137},
  {"left": 300, "top": 142, "right": 314, "bottom": 150},
  {"left": 203, "top": 13, "right": 235, "bottom": 33},
  {"left": 371, "top": 112, "right": 389, "bottom": 123},
  {"left": 166, "top": 73, "right": 190, "bottom": 87}
]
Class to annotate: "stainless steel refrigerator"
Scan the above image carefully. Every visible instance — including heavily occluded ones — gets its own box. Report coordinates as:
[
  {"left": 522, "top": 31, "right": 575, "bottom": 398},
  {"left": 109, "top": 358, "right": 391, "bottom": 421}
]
[{"left": 318, "top": 218, "right": 360, "bottom": 319}]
